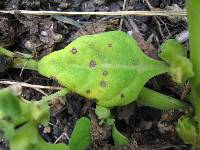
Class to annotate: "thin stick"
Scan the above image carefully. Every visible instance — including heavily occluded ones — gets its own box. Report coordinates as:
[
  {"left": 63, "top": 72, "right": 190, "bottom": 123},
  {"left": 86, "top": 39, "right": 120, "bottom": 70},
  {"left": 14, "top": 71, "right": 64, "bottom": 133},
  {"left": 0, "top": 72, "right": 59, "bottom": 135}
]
[
  {"left": 0, "top": 10, "right": 186, "bottom": 17},
  {"left": 54, "top": 133, "right": 69, "bottom": 144},
  {"left": 119, "top": 0, "right": 127, "bottom": 30},
  {"left": 0, "top": 80, "right": 63, "bottom": 90},
  {"left": 145, "top": 0, "right": 164, "bottom": 39}
]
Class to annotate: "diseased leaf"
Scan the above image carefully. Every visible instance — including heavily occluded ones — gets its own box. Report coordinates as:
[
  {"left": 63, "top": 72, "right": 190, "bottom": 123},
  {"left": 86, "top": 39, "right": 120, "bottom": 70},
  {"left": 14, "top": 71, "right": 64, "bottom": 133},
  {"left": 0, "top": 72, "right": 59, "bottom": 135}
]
[
  {"left": 69, "top": 117, "right": 91, "bottom": 150},
  {"left": 38, "top": 31, "right": 168, "bottom": 107}
]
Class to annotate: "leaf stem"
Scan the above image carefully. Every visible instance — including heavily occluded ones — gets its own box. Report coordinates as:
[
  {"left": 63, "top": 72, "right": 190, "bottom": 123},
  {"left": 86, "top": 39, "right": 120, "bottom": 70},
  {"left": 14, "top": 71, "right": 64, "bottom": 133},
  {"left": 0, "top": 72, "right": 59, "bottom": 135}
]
[
  {"left": 0, "top": 47, "right": 38, "bottom": 71},
  {"left": 12, "top": 57, "right": 38, "bottom": 71},
  {"left": 187, "top": 0, "right": 200, "bottom": 128},
  {"left": 0, "top": 47, "right": 15, "bottom": 57},
  {"left": 138, "top": 87, "right": 189, "bottom": 110},
  {"left": 41, "top": 88, "right": 69, "bottom": 103}
]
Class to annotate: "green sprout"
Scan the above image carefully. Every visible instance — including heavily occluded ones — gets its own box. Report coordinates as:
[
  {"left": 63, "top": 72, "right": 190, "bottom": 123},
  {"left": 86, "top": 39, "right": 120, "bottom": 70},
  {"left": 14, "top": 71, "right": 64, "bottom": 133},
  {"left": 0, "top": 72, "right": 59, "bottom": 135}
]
[{"left": 0, "top": 88, "right": 91, "bottom": 150}]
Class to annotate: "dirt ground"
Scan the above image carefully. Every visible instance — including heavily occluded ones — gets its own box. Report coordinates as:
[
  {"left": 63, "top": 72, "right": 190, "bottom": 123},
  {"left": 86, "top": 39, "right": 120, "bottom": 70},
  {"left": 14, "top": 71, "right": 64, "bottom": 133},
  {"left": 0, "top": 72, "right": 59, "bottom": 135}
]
[{"left": 0, "top": 0, "right": 190, "bottom": 150}]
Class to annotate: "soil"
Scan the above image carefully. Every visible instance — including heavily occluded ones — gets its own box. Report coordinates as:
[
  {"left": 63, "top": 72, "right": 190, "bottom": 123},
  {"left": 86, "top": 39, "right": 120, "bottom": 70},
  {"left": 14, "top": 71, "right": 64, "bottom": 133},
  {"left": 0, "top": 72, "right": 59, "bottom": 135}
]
[{"left": 0, "top": 0, "right": 190, "bottom": 150}]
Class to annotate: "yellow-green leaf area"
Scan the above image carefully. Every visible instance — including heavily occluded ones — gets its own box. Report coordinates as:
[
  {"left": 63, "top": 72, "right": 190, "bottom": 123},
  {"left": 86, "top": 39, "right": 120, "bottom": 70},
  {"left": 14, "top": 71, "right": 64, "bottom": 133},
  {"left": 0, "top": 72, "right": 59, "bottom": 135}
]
[{"left": 38, "top": 31, "right": 168, "bottom": 107}]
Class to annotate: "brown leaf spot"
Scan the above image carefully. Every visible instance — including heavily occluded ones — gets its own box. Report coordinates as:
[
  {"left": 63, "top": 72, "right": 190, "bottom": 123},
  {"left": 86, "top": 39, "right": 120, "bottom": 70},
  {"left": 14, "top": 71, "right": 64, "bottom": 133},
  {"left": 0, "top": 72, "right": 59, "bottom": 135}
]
[
  {"left": 100, "top": 80, "right": 107, "bottom": 88},
  {"left": 108, "top": 43, "right": 112, "bottom": 48},
  {"left": 89, "top": 60, "right": 97, "bottom": 68},
  {"left": 102, "top": 70, "right": 108, "bottom": 76},
  {"left": 120, "top": 93, "right": 125, "bottom": 98},
  {"left": 86, "top": 90, "right": 90, "bottom": 94},
  {"left": 71, "top": 48, "right": 78, "bottom": 54},
  {"left": 89, "top": 43, "right": 94, "bottom": 47}
]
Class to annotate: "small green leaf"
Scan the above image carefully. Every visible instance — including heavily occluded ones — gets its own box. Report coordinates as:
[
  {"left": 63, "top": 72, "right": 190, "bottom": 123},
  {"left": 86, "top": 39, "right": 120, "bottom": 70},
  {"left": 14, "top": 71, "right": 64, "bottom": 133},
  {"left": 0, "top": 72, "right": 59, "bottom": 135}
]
[
  {"left": 105, "top": 118, "right": 115, "bottom": 126},
  {"left": 112, "top": 124, "right": 129, "bottom": 146},
  {"left": 176, "top": 116, "right": 200, "bottom": 146},
  {"left": 95, "top": 105, "right": 111, "bottom": 120},
  {"left": 159, "top": 39, "right": 194, "bottom": 83},
  {"left": 10, "top": 122, "right": 38, "bottom": 150},
  {"left": 0, "top": 89, "right": 21, "bottom": 119},
  {"left": 30, "top": 101, "right": 50, "bottom": 125},
  {"left": 69, "top": 117, "right": 91, "bottom": 150},
  {"left": 3, "top": 124, "right": 15, "bottom": 139},
  {"left": 36, "top": 136, "right": 69, "bottom": 150}
]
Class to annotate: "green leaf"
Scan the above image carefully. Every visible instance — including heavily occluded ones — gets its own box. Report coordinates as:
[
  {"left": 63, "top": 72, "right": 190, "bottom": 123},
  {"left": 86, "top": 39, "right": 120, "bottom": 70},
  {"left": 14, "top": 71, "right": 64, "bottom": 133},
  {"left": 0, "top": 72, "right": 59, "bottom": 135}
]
[
  {"left": 69, "top": 117, "right": 91, "bottom": 150},
  {"left": 0, "top": 89, "right": 21, "bottom": 119},
  {"left": 38, "top": 31, "right": 168, "bottom": 107},
  {"left": 10, "top": 122, "right": 39, "bottom": 150},
  {"left": 187, "top": 0, "right": 200, "bottom": 130},
  {"left": 159, "top": 39, "right": 194, "bottom": 83},
  {"left": 3, "top": 124, "right": 15, "bottom": 140},
  {"left": 30, "top": 101, "right": 50, "bottom": 125},
  {"left": 187, "top": 0, "right": 200, "bottom": 85},
  {"left": 36, "top": 136, "right": 69, "bottom": 150},
  {"left": 105, "top": 118, "right": 115, "bottom": 126},
  {"left": 95, "top": 105, "right": 111, "bottom": 120},
  {"left": 176, "top": 116, "right": 200, "bottom": 146},
  {"left": 112, "top": 124, "right": 129, "bottom": 146},
  {"left": 0, "top": 47, "right": 15, "bottom": 57}
]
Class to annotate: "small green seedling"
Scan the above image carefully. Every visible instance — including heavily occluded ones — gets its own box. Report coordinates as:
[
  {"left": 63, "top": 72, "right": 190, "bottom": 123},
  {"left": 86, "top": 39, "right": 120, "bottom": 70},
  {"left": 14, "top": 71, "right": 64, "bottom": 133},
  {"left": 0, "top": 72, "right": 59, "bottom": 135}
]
[
  {"left": 0, "top": 88, "right": 91, "bottom": 150},
  {"left": 159, "top": 39, "right": 193, "bottom": 84}
]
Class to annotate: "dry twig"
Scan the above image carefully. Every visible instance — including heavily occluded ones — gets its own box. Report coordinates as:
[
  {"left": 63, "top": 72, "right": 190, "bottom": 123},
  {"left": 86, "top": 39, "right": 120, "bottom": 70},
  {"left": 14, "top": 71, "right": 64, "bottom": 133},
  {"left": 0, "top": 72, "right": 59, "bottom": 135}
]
[
  {"left": 0, "top": 80, "right": 63, "bottom": 90},
  {"left": 0, "top": 10, "right": 186, "bottom": 17},
  {"left": 119, "top": 0, "right": 127, "bottom": 30},
  {"left": 125, "top": 18, "right": 159, "bottom": 59},
  {"left": 145, "top": 0, "right": 165, "bottom": 39}
]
